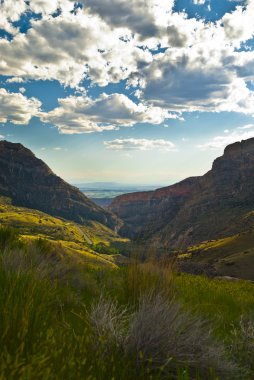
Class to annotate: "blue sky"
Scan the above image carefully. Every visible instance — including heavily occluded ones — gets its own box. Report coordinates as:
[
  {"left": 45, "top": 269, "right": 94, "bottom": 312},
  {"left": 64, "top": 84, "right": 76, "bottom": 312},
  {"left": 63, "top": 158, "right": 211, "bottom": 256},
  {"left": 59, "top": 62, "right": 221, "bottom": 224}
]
[{"left": 0, "top": 0, "right": 254, "bottom": 185}]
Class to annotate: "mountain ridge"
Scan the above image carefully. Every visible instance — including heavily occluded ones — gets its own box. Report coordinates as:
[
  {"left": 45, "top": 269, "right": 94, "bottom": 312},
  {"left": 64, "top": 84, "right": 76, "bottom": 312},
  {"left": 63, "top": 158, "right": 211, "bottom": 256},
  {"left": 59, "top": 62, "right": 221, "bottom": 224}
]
[
  {"left": 0, "top": 141, "right": 117, "bottom": 229},
  {"left": 110, "top": 138, "right": 254, "bottom": 248}
]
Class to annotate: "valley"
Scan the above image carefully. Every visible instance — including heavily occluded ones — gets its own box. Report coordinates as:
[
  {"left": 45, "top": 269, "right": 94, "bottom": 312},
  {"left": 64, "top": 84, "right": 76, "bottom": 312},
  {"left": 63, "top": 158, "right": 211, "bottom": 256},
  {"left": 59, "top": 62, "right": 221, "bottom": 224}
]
[{"left": 1, "top": 139, "right": 254, "bottom": 379}]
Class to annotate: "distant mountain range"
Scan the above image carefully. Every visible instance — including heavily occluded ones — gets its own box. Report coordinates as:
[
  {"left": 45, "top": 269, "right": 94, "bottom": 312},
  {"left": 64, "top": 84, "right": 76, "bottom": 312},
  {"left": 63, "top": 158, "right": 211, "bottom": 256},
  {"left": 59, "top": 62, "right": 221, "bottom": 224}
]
[
  {"left": 77, "top": 182, "right": 160, "bottom": 207},
  {"left": 110, "top": 138, "right": 254, "bottom": 250},
  {"left": 0, "top": 141, "right": 117, "bottom": 229},
  {"left": 76, "top": 182, "right": 162, "bottom": 191}
]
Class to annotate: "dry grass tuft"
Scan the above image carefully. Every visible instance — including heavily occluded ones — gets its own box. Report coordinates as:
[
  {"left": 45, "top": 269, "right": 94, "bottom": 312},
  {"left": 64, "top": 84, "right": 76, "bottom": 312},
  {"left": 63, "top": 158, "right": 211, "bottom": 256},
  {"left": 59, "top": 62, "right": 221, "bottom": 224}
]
[
  {"left": 88, "top": 295, "right": 129, "bottom": 354},
  {"left": 126, "top": 293, "right": 237, "bottom": 377},
  {"left": 88, "top": 292, "right": 237, "bottom": 378}
]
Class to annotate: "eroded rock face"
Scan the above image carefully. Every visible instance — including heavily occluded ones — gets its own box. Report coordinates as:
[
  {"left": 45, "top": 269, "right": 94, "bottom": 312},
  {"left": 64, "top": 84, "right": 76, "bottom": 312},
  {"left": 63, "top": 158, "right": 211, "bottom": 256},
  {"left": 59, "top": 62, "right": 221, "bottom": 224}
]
[
  {"left": 0, "top": 141, "right": 117, "bottom": 228},
  {"left": 110, "top": 177, "right": 199, "bottom": 239},
  {"left": 110, "top": 138, "right": 254, "bottom": 248}
]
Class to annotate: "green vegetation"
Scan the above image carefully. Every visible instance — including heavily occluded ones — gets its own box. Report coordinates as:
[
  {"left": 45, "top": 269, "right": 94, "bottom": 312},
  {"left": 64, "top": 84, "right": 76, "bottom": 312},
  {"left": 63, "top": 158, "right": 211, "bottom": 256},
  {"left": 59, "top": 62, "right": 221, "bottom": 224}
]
[
  {"left": 0, "top": 196, "right": 128, "bottom": 269},
  {"left": 91, "top": 242, "right": 120, "bottom": 255},
  {"left": 179, "top": 227, "right": 254, "bottom": 280},
  {"left": 1, "top": 225, "right": 254, "bottom": 379}
]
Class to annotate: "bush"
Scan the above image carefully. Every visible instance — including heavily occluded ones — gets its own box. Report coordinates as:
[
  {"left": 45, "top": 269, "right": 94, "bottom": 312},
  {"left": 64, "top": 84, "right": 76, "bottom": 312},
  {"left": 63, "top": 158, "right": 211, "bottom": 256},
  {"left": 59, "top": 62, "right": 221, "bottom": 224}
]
[
  {"left": 88, "top": 295, "right": 129, "bottom": 355},
  {"left": 88, "top": 293, "right": 237, "bottom": 379}
]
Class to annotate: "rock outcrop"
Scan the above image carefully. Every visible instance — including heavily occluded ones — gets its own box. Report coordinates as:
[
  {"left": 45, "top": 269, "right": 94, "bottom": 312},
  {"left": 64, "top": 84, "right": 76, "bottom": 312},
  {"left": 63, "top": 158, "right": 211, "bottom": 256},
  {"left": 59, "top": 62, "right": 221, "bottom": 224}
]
[
  {"left": 110, "top": 138, "right": 254, "bottom": 248},
  {"left": 110, "top": 177, "right": 199, "bottom": 239},
  {"left": 0, "top": 141, "right": 117, "bottom": 228}
]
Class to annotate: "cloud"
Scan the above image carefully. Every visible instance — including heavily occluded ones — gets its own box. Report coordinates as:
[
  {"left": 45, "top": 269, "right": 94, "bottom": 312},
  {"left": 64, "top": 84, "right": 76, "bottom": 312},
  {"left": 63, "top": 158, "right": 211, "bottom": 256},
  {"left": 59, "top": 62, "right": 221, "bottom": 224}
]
[
  {"left": 0, "top": 9, "right": 152, "bottom": 87},
  {"left": 6, "top": 77, "right": 25, "bottom": 83},
  {"left": 193, "top": 0, "right": 206, "bottom": 4},
  {"left": 104, "top": 138, "right": 176, "bottom": 151},
  {"left": 222, "top": 2, "right": 254, "bottom": 46},
  {"left": 0, "top": 88, "right": 41, "bottom": 125},
  {"left": 29, "top": 0, "right": 74, "bottom": 15},
  {"left": 197, "top": 127, "right": 254, "bottom": 150},
  {"left": 133, "top": 30, "right": 254, "bottom": 114},
  {"left": 0, "top": 0, "right": 254, "bottom": 122},
  {"left": 237, "top": 123, "right": 254, "bottom": 130},
  {"left": 84, "top": 0, "right": 174, "bottom": 39},
  {"left": 0, "top": 0, "right": 27, "bottom": 35},
  {"left": 41, "top": 93, "right": 175, "bottom": 134}
]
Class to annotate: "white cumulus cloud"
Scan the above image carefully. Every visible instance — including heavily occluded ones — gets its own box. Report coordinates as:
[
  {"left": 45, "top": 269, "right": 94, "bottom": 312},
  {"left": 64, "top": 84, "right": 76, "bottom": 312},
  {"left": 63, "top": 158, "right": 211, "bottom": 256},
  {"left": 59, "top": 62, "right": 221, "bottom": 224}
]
[
  {"left": 0, "top": 0, "right": 27, "bottom": 35},
  {"left": 0, "top": 88, "right": 41, "bottom": 125},
  {"left": 41, "top": 93, "right": 175, "bottom": 134},
  {"left": 104, "top": 138, "right": 176, "bottom": 151},
  {"left": 193, "top": 0, "right": 206, "bottom": 4},
  {"left": 0, "top": 9, "right": 152, "bottom": 87},
  {"left": 0, "top": 0, "right": 254, "bottom": 124}
]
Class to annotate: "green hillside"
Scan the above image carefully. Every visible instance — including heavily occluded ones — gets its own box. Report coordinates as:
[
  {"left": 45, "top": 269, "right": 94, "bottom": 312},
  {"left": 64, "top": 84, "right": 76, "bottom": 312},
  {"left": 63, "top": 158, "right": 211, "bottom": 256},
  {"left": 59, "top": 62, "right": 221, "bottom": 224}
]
[
  {"left": 179, "top": 225, "right": 254, "bottom": 280},
  {"left": 0, "top": 196, "right": 128, "bottom": 269}
]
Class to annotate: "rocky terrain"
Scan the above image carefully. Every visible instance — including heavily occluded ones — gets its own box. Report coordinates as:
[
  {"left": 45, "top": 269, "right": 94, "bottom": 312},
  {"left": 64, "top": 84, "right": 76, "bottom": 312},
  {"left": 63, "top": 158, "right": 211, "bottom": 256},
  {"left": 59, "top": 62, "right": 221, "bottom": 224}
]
[
  {"left": 110, "top": 138, "right": 254, "bottom": 248},
  {"left": 109, "top": 177, "right": 199, "bottom": 239},
  {"left": 0, "top": 141, "right": 117, "bottom": 228}
]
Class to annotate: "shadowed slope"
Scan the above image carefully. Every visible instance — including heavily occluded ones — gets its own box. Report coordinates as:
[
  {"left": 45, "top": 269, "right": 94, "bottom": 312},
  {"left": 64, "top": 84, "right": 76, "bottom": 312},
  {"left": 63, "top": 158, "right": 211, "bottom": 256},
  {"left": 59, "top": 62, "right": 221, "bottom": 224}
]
[
  {"left": 0, "top": 141, "right": 117, "bottom": 229},
  {"left": 110, "top": 138, "right": 254, "bottom": 248}
]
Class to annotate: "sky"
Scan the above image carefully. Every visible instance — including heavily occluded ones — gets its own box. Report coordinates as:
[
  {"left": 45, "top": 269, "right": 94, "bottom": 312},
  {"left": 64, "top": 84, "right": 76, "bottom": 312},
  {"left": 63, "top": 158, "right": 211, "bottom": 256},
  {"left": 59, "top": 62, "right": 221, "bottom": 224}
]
[{"left": 1, "top": 0, "right": 254, "bottom": 185}]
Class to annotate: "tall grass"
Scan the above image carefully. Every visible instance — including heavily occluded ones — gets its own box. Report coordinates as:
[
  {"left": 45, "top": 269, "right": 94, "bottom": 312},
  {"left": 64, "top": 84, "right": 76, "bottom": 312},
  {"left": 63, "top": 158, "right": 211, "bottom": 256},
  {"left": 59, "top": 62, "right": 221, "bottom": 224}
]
[
  {"left": 123, "top": 255, "right": 175, "bottom": 305},
  {"left": 0, "top": 226, "right": 252, "bottom": 379},
  {"left": 0, "top": 226, "right": 22, "bottom": 251}
]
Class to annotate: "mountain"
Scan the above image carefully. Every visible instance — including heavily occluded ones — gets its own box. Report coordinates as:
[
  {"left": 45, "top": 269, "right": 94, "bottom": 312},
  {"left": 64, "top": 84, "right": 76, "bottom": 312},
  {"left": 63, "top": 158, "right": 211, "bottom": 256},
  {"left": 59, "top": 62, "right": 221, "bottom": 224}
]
[
  {"left": 178, "top": 229, "right": 254, "bottom": 281},
  {"left": 77, "top": 182, "right": 160, "bottom": 190},
  {"left": 110, "top": 138, "right": 254, "bottom": 249},
  {"left": 0, "top": 141, "right": 117, "bottom": 228},
  {"left": 109, "top": 177, "right": 199, "bottom": 239}
]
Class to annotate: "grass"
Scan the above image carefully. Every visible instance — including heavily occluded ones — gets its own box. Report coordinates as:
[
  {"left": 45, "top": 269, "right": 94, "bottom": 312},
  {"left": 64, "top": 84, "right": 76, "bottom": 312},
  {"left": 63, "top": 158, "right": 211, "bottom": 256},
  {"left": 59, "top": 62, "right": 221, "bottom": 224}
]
[
  {"left": 175, "top": 274, "right": 254, "bottom": 337},
  {"left": 174, "top": 273, "right": 254, "bottom": 375},
  {"left": 178, "top": 227, "right": 254, "bottom": 280},
  {"left": 0, "top": 196, "right": 129, "bottom": 269},
  {"left": 1, "top": 225, "right": 254, "bottom": 378}
]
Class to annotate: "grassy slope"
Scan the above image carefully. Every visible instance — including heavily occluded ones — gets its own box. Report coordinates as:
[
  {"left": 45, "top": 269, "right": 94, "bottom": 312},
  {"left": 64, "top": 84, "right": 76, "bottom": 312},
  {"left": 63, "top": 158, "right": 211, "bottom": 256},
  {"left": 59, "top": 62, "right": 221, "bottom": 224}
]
[
  {"left": 2, "top": 197, "right": 254, "bottom": 377},
  {"left": 179, "top": 225, "right": 254, "bottom": 280},
  {"left": 1, "top": 244, "right": 254, "bottom": 379},
  {"left": 175, "top": 274, "right": 254, "bottom": 375},
  {"left": 0, "top": 196, "right": 128, "bottom": 269}
]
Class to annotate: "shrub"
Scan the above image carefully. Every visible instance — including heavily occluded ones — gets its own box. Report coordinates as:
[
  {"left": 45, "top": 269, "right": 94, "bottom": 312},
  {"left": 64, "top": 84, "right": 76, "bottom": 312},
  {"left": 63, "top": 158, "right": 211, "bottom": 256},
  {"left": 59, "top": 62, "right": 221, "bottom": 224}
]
[
  {"left": 88, "top": 295, "right": 129, "bottom": 355},
  {"left": 88, "top": 293, "right": 237, "bottom": 379},
  {"left": 125, "top": 293, "right": 236, "bottom": 378}
]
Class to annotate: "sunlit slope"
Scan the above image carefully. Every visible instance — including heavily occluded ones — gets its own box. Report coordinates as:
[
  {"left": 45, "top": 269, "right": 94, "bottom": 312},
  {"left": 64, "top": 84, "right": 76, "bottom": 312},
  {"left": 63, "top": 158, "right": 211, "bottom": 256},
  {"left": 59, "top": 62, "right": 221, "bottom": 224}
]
[
  {"left": 180, "top": 225, "right": 254, "bottom": 280},
  {"left": 0, "top": 196, "right": 128, "bottom": 269}
]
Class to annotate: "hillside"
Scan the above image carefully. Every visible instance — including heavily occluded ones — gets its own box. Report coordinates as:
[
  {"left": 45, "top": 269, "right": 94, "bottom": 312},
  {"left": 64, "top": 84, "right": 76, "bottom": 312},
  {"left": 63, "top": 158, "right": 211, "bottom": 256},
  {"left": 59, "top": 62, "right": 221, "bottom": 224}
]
[
  {"left": 178, "top": 226, "right": 254, "bottom": 281},
  {"left": 0, "top": 141, "right": 117, "bottom": 229},
  {"left": 110, "top": 177, "right": 198, "bottom": 238},
  {"left": 110, "top": 138, "right": 254, "bottom": 249},
  {"left": 0, "top": 196, "right": 128, "bottom": 269}
]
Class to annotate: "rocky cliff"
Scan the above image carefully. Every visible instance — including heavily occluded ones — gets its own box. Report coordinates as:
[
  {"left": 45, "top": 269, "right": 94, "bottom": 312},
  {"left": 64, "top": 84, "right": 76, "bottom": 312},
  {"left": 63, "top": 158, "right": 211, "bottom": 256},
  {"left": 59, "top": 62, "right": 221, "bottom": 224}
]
[
  {"left": 110, "top": 177, "right": 199, "bottom": 239},
  {"left": 110, "top": 138, "right": 254, "bottom": 248},
  {"left": 0, "top": 141, "right": 117, "bottom": 228}
]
